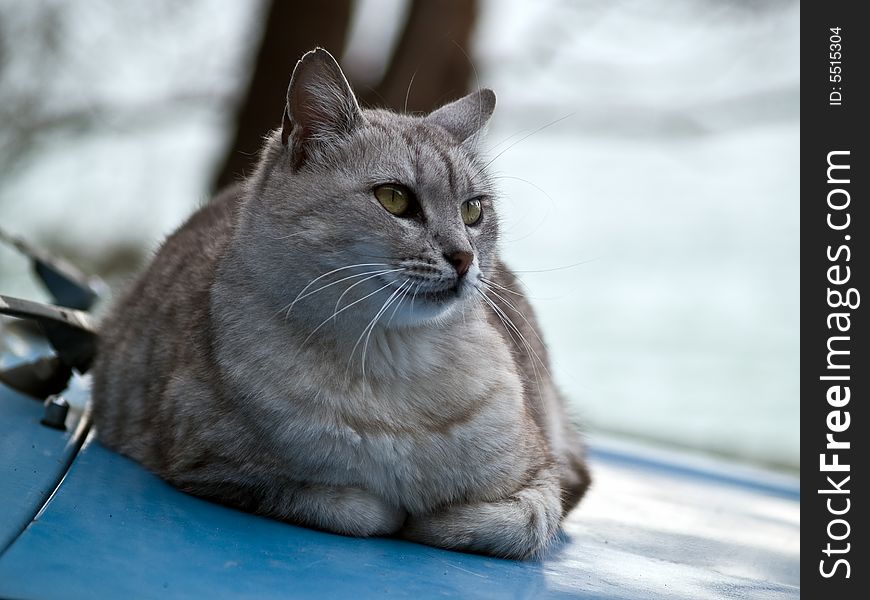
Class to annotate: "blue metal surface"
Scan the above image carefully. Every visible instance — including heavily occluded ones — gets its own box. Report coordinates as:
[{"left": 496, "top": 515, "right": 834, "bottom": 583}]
[
  {"left": 0, "top": 320, "right": 800, "bottom": 600},
  {"left": 588, "top": 441, "right": 800, "bottom": 501},
  {"left": 1, "top": 434, "right": 583, "bottom": 599},
  {"left": 0, "top": 240, "right": 801, "bottom": 598},
  {"left": 0, "top": 411, "right": 800, "bottom": 599},
  {"left": 0, "top": 383, "right": 87, "bottom": 555}
]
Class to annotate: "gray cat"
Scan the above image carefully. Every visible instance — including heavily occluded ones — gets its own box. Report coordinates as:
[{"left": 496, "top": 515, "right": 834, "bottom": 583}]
[{"left": 92, "top": 48, "right": 590, "bottom": 559}]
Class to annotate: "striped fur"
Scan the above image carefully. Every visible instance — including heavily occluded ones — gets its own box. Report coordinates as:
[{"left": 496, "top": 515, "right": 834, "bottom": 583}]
[{"left": 92, "top": 48, "right": 589, "bottom": 559}]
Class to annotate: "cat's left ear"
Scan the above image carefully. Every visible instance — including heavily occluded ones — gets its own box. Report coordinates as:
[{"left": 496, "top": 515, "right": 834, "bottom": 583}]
[
  {"left": 282, "top": 48, "right": 361, "bottom": 153},
  {"left": 426, "top": 89, "right": 496, "bottom": 144}
]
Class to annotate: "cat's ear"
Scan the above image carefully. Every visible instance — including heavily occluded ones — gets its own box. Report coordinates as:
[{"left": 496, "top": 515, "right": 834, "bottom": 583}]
[
  {"left": 282, "top": 48, "right": 361, "bottom": 152},
  {"left": 426, "top": 89, "right": 496, "bottom": 144}
]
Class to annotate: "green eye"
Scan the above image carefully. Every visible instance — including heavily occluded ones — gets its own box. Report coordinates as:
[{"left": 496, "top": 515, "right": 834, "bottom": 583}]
[
  {"left": 374, "top": 184, "right": 410, "bottom": 216},
  {"left": 461, "top": 198, "right": 482, "bottom": 226}
]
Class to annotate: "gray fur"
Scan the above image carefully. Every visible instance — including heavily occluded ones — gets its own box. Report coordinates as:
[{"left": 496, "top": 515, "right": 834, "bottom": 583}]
[
  {"left": 92, "top": 48, "right": 590, "bottom": 559},
  {"left": 426, "top": 89, "right": 496, "bottom": 143}
]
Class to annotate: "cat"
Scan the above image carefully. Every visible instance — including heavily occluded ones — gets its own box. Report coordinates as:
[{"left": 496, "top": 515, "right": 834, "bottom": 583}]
[{"left": 91, "top": 48, "right": 590, "bottom": 560}]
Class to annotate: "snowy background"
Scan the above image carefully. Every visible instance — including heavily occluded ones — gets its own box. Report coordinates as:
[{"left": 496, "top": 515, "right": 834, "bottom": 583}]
[{"left": 0, "top": 0, "right": 799, "bottom": 470}]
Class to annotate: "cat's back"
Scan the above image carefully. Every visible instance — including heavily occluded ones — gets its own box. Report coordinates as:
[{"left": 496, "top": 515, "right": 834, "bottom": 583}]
[
  {"left": 92, "top": 185, "right": 243, "bottom": 457},
  {"left": 100, "top": 184, "right": 243, "bottom": 337}
]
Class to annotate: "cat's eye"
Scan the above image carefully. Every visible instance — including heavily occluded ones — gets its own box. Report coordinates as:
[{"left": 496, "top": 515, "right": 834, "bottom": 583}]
[
  {"left": 374, "top": 184, "right": 411, "bottom": 216},
  {"left": 461, "top": 198, "right": 483, "bottom": 226}
]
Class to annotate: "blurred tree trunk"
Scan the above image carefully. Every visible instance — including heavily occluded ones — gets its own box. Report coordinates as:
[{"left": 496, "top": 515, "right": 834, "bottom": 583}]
[
  {"left": 212, "top": 0, "right": 354, "bottom": 189},
  {"left": 358, "top": 0, "right": 478, "bottom": 114},
  {"left": 212, "top": 0, "right": 478, "bottom": 192}
]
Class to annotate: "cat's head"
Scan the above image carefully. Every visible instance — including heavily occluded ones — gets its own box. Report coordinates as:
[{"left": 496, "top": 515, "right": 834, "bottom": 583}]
[{"left": 244, "top": 48, "right": 499, "bottom": 330}]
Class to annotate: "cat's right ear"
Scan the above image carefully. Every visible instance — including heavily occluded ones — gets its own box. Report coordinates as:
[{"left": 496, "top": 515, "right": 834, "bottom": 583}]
[
  {"left": 282, "top": 48, "right": 361, "bottom": 163},
  {"left": 426, "top": 89, "right": 496, "bottom": 145}
]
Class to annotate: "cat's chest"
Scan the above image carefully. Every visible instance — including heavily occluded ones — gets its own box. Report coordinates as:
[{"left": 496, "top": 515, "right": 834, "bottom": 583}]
[
  {"left": 317, "top": 324, "right": 519, "bottom": 429},
  {"left": 289, "top": 378, "right": 527, "bottom": 510},
  {"left": 271, "top": 326, "right": 527, "bottom": 509}
]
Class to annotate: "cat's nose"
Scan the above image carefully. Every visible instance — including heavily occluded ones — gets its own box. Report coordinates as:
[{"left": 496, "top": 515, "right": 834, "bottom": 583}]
[{"left": 445, "top": 251, "right": 473, "bottom": 278}]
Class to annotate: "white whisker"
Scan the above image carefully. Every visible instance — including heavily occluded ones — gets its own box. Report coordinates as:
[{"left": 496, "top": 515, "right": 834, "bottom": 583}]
[
  {"left": 481, "top": 290, "right": 546, "bottom": 401},
  {"left": 481, "top": 284, "right": 547, "bottom": 350},
  {"left": 276, "top": 262, "right": 390, "bottom": 319},
  {"left": 334, "top": 269, "right": 401, "bottom": 314},
  {"left": 386, "top": 279, "right": 414, "bottom": 327},
  {"left": 285, "top": 268, "right": 402, "bottom": 321},
  {"left": 301, "top": 279, "right": 396, "bottom": 347},
  {"left": 477, "top": 288, "right": 551, "bottom": 397},
  {"left": 360, "top": 280, "right": 411, "bottom": 378},
  {"left": 475, "top": 113, "right": 574, "bottom": 178},
  {"left": 480, "top": 276, "right": 524, "bottom": 297},
  {"left": 478, "top": 258, "right": 599, "bottom": 274},
  {"left": 409, "top": 281, "right": 422, "bottom": 315}
]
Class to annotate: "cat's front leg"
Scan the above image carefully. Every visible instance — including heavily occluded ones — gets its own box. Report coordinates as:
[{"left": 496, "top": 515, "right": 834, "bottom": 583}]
[
  {"left": 276, "top": 483, "right": 407, "bottom": 537},
  {"left": 400, "top": 463, "right": 563, "bottom": 559}
]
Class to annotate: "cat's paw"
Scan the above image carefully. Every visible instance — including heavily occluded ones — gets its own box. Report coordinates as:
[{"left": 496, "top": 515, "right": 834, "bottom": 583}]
[
  {"left": 294, "top": 485, "right": 406, "bottom": 537},
  {"left": 401, "top": 484, "right": 563, "bottom": 559},
  {"left": 336, "top": 487, "right": 407, "bottom": 536}
]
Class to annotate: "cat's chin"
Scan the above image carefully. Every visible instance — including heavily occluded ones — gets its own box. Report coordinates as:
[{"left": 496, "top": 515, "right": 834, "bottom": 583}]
[
  {"left": 416, "top": 286, "right": 462, "bottom": 306},
  {"left": 388, "top": 284, "right": 476, "bottom": 327}
]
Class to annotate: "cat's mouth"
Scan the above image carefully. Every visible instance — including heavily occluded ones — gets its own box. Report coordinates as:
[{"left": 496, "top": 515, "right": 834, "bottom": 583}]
[
  {"left": 376, "top": 276, "right": 472, "bottom": 322},
  {"left": 414, "top": 278, "right": 480, "bottom": 308},
  {"left": 416, "top": 285, "right": 461, "bottom": 305}
]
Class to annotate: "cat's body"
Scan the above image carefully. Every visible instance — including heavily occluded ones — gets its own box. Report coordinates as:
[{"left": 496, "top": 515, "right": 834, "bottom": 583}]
[{"left": 92, "top": 49, "right": 589, "bottom": 559}]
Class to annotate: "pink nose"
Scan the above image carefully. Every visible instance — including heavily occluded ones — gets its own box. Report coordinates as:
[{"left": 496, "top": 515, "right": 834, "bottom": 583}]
[{"left": 446, "top": 251, "right": 473, "bottom": 277}]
